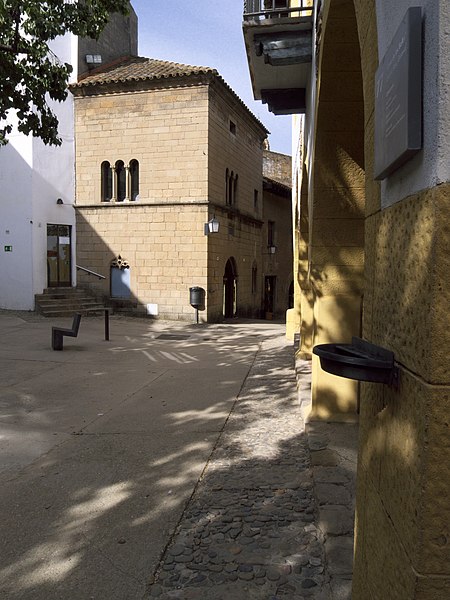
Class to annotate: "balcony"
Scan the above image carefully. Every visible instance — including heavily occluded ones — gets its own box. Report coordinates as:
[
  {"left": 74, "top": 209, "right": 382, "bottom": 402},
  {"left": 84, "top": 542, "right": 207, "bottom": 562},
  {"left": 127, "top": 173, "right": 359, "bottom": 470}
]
[{"left": 243, "top": 1, "right": 315, "bottom": 115}]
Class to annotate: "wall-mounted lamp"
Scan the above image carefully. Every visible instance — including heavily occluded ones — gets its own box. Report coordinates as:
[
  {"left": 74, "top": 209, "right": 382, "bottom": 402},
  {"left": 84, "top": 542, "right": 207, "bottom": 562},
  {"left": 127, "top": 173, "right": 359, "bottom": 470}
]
[
  {"left": 268, "top": 245, "right": 276, "bottom": 254},
  {"left": 56, "top": 198, "right": 64, "bottom": 205},
  {"left": 204, "top": 216, "right": 220, "bottom": 235}
]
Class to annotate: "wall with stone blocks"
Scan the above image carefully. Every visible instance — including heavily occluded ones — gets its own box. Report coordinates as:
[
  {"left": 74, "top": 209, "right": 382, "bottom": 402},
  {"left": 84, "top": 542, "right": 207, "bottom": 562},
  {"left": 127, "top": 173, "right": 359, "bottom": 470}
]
[
  {"left": 74, "top": 85, "right": 209, "bottom": 205},
  {"left": 207, "top": 214, "right": 263, "bottom": 321},
  {"left": 207, "top": 82, "right": 265, "bottom": 219},
  {"left": 74, "top": 76, "right": 268, "bottom": 321},
  {"left": 261, "top": 188, "right": 293, "bottom": 318},
  {"left": 205, "top": 82, "right": 266, "bottom": 320},
  {"left": 78, "top": 6, "right": 138, "bottom": 77},
  {"left": 76, "top": 204, "right": 208, "bottom": 320}
]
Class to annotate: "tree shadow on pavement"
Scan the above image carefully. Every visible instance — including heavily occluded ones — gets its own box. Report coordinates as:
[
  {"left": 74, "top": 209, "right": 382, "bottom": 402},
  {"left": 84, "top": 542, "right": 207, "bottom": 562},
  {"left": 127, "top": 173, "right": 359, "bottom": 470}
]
[{"left": 0, "top": 319, "right": 356, "bottom": 600}]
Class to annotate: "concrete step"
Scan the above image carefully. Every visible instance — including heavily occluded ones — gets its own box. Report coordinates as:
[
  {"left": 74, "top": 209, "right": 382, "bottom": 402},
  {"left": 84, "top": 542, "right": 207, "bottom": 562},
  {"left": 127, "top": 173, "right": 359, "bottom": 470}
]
[
  {"left": 35, "top": 287, "right": 107, "bottom": 317},
  {"left": 41, "top": 287, "right": 86, "bottom": 296},
  {"left": 40, "top": 307, "right": 106, "bottom": 318},
  {"left": 36, "top": 298, "right": 99, "bottom": 307}
]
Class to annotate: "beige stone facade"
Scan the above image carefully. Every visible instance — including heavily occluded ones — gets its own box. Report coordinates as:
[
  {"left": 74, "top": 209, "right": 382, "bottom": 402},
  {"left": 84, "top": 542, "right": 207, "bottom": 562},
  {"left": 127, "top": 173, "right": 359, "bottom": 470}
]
[
  {"left": 261, "top": 151, "right": 293, "bottom": 320},
  {"left": 71, "top": 58, "right": 269, "bottom": 321}
]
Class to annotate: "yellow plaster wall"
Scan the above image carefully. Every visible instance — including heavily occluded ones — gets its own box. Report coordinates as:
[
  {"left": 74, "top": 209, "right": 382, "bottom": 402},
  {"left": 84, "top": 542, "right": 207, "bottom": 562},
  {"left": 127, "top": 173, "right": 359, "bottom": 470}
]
[
  {"left": 287, "top": 164, "right": 308, "bottom": 342},
  {"left": 353, "top": 183, "right": 450, "bottom": 598},
  {"left": 310, "top": 1, "right": 450, "bottom": 597},
  {"left": 354, "top": 371, "right": 450, "bottom": 598},
  {"left": 309, "top": 0, "right": 365, "bottom": 418},
  {"left": 366, "top": 185, "right": 450, "bottom": 383},
  {"left": 304, "top": 1, "right": 450, "bottom": 597}
]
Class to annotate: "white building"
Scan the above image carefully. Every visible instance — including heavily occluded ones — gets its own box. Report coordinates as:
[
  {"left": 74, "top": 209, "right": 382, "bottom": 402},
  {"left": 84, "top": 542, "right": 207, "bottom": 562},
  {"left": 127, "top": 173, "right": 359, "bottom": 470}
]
[{"left": 0, "top": 8, "right": 137, "bottom": 310}]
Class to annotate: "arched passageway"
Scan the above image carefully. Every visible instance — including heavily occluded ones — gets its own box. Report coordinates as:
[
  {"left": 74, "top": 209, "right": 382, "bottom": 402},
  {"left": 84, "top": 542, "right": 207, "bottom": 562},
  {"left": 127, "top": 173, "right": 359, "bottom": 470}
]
[{"left": 309, "top": 0, "right": 366, "bottom": 418}]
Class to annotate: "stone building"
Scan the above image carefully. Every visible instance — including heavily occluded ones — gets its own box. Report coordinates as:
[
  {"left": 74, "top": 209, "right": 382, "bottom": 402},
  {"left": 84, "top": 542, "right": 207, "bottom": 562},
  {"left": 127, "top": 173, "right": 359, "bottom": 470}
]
[
  {"left": 70, "top": 57, "right": 268, "bottom": 321},
  {"left": 262, "top": 150, "right": 293, "bottom": 319},
  {"left": 244, "top": 1, "right": 450, "bottom": 598}
]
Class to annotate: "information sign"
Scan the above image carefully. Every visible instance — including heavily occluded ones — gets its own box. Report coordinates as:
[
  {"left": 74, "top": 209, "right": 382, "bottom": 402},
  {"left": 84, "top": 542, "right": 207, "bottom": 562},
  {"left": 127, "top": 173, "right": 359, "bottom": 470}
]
[{"left": 374, "top": 7, "right": 422, "bottom": 180}]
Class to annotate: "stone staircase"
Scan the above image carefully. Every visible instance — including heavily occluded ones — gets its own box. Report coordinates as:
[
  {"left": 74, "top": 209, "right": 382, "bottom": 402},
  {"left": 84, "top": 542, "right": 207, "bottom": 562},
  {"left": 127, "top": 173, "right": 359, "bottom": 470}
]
[{"left": 35, "top": 287, "right": 107, "bottom": 318}]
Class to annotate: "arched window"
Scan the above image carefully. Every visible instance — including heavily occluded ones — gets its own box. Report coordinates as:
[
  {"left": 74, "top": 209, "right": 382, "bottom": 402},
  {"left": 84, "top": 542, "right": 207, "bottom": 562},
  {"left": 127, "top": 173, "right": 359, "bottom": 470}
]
[
  {"left": 225, "top": 170, "right": 239, "bottom": 207},
  {"left": 101, "top": 161, "right": 112, "bottom": 202},
  {"left": 228, "top": 171, "right": 234, "bottom": 206},
  {"left": 115, "top": 160, "right": 126, "bottom": 202},
  {"left": 252, "top": 261, "right": 258, "bottom": 295},
  {"left": 129, "top": 159, "right": 139, "bottom": 201},
  {"left": 225, "top": 168, "right": 229, "bottom": 205}
]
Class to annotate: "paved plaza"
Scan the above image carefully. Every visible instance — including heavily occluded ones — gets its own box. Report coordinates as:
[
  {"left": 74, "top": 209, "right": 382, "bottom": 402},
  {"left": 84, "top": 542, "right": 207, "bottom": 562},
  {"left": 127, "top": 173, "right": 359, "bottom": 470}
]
[{"left": 0, "top": 313, "right": 357, "bottom": 599}]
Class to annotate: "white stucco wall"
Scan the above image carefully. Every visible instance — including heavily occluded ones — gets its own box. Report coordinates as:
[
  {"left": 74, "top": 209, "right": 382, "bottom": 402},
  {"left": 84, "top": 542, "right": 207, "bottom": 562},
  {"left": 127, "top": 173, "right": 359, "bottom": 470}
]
[
  {"left": 0, "top": 34, "right": 77, "bottom": 310},
  {"left": 31, "top": 35, "right": 77, "bottom": 298},
  {"left": 377, "top": 0, "right": 450, "bottom": 207},
  {"left": 0, "top": 125, "right": 34, "bottom": 309}
]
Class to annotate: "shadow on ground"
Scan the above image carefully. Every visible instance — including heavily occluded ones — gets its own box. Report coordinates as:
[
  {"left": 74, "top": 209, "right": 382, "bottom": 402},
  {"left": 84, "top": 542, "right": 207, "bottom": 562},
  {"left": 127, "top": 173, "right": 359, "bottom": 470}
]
[{"left": 0, "top": 316, "right": 357, "bottom": 600}]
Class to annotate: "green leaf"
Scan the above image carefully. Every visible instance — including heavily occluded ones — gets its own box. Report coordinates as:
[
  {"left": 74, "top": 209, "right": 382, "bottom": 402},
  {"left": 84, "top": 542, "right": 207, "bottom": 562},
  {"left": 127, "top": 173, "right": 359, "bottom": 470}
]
[{"left": 0, "top": 0, "right": 129, "bottom": 145}]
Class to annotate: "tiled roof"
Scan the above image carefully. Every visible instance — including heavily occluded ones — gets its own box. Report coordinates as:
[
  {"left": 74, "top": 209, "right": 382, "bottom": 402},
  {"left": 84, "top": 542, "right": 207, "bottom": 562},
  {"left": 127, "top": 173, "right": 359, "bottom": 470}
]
[
  {"left": 72, "top": 56, "right": 216, "bottom": 87},
  {"left": 71, "top": 55, "right": 269, "bottom": 135},
  {"left": 263, "top": 176, "right": 292, "bottom": 196}
]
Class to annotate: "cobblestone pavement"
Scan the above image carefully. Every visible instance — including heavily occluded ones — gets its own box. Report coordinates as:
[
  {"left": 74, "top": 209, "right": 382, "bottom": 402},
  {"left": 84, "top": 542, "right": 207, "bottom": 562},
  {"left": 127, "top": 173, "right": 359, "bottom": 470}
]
[{"left": 144, "top": 335, "right": 357, "bottom": 600}]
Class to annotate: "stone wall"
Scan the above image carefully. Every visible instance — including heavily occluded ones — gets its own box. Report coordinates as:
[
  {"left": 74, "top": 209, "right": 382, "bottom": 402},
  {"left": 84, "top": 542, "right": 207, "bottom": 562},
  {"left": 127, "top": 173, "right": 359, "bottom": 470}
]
[
  {"left": 74, "top": 85, "right": 209, "bottom": 205},
  {"left": 74, "top": 74, "right": 267, "bottom": 321},
  {"left": 261, "top": 186, "right": 293, "bottom": 318},
  {"left": 78, "top": 4, "right": 138, "bottom": 76},
  {"left": 206, "top": 81, "right": 266, "bottom": 320},
  {"left": 76, "top": 203, "right": 208, "bottom": 320},
  {"left": 263, "top": 150, "right": 292, "bottom": 188}
]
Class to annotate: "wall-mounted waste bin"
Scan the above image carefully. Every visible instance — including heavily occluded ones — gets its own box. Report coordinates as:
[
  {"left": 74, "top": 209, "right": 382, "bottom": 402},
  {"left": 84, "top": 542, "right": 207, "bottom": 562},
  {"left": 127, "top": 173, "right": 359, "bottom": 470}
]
[{"left": 189, "top": 287, "right": 205, "bottom": 311}]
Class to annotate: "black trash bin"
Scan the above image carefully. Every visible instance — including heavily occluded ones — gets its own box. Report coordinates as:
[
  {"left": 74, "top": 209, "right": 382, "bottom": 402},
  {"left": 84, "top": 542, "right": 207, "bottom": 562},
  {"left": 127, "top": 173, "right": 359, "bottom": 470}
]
[{"left": 189, "top": 286, "right": 205, "bottom": 311}]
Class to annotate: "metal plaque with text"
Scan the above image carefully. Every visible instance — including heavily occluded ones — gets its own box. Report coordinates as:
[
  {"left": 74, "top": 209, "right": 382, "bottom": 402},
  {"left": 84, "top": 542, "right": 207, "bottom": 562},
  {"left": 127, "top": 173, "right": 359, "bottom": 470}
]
[{"left": 374, "top": 7, "right": 422, "bottom": 181}]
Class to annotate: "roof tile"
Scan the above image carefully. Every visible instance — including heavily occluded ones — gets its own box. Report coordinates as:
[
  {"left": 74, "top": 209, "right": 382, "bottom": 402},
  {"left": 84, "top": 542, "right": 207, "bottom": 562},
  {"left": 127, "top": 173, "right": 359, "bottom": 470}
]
[
  {"left": 71, "top": 55, "right": 269, "bottom": 135},
  {"left": 73, "top": 56, "right": 216, "bottom": 87}
]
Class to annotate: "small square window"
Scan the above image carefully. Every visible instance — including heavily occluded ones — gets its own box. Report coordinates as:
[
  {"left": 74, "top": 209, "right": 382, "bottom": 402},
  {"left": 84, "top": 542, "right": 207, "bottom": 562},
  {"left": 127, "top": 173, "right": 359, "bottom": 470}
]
[{"left": 229, "top": 120, "right": 236, "bottom": 135}]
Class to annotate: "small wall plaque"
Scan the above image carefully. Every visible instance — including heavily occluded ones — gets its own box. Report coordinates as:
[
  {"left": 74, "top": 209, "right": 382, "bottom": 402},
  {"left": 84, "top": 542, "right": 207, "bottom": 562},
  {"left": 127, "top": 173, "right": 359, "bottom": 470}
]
[
  {"left": 4, "top": 245, "right": 12, "bottom": 252},
  {"left": 374, "top": 7, "right": 422, "bottom": 180}
]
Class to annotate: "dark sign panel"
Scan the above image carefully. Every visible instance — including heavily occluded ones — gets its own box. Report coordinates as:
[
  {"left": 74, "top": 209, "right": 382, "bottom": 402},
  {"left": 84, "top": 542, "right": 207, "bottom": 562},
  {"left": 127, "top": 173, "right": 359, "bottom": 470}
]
[{"left": 374, "top": 7, "right": 422, "bottom": 181}]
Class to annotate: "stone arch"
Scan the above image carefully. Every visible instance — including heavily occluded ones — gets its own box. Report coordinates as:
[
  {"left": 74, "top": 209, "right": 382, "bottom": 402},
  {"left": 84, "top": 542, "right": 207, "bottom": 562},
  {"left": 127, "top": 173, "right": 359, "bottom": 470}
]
[
  {"left": 223, "top": 257, "right": 238, "bottom": 318},
  {"left": 309, "top": 0, "right": 371, "bottom": 418}
]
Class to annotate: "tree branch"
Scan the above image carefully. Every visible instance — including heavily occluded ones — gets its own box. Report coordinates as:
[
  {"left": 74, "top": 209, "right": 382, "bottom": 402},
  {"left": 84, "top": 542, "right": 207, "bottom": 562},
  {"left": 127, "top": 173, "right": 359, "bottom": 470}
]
[{"left": 0, "top": 43, "right": 30, "bottom": 54}]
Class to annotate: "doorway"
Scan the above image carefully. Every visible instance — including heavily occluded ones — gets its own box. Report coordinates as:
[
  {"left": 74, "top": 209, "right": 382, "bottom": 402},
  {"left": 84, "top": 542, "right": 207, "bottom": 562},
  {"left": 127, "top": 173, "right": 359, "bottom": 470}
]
[
  {"left": 47, "top": 224, "right": 72, "bottom": 287},
  {"left": 264, "top": 276, "right": 276, "bottom": 317},
  {"left": 223, "top": 257, "right": 237, "bottom": 318}
]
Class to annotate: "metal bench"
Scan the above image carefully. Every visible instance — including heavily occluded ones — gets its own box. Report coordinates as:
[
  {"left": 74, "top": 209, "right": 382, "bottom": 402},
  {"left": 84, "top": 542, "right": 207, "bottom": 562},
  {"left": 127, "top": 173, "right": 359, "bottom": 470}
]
[{"left": 52, "top": 313, "right": 82, "bottom": 351}]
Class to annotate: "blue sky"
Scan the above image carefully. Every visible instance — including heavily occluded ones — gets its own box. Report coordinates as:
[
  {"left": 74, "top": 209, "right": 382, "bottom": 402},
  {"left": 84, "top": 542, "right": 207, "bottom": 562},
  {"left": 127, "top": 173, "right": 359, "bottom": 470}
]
[{"left": 131, "top": 0, "right": 292, "bottom": 155}]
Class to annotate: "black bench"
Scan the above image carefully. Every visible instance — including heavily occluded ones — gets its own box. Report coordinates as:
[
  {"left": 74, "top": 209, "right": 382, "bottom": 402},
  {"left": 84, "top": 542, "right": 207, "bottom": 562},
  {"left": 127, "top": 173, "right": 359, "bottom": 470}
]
[{"left": 52, "top": 313, "right": 82, "bottom": 351}]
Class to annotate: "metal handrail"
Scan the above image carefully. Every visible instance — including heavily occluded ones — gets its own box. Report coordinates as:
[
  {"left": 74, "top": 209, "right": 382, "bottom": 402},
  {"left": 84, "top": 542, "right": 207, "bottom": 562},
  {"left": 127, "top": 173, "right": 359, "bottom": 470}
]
[
  {"left": 76, "top": 265, "right": 106, "bottom": 280},
  {"left": 244, "top": 0, "right": 314, "bottom": 20}
]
